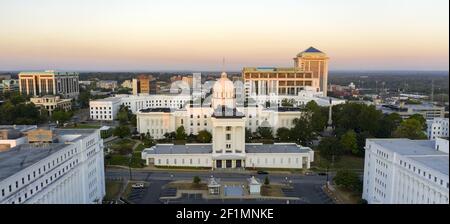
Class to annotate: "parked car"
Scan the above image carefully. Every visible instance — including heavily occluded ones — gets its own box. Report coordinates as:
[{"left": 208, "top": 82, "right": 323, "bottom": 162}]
[
  {"left": 132, "top": 183, "right": 145, "bottom": 189},
  {"left": 305, "top": 171, "right": 314, "bottom": 176},
  {"left": 318, "top": 172, "right": 327, "bottom": 176},
  {"left": 257, "top": 171, "right": 269, "bottom": 175}
]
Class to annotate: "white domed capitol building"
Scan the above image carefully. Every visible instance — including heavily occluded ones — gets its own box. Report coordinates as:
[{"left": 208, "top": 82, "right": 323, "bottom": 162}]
[{"left": 140, "top": 71, "right": 315, "bottom": 170}]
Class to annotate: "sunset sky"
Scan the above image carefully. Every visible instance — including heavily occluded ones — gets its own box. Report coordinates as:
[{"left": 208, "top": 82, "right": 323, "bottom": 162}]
[{"left": 0, "top": 0, "right": 448, "bottom": 71}]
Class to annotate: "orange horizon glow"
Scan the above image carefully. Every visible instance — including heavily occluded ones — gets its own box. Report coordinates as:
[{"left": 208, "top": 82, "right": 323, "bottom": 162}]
[{"left": 0, "top": 0, "right": 448, "bottom": 71}]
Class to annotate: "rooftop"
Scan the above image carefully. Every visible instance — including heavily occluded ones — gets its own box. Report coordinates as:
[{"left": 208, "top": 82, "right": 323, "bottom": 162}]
[
  {"left": 369, "top": 139, "right": 449, "bottom": 176},
  {"left": 139, "top": 108, "right": 172, "bottom": 113},
  {"left": 0, "top": 144, "right": 68, "bottom": 182},
  {"left": 246, "top": 143, "right": 312, "bottom": 154},
  {"left": 144, "top": 143, "right": 312, "bottom": 155},
  {"left": 145, "top": 144, "right": 212, "bottom": 155},
  {"left": 0, "top": 129, "right": 98, "bottom": 182}
]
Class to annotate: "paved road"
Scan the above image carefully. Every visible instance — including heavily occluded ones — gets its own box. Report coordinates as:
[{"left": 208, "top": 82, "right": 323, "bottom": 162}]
[
  {"left": 106, "top": 169, "right": 330, "bottom": 184},
  {"left": 106, "top": 168, "right": 334, "bottom": 204}
]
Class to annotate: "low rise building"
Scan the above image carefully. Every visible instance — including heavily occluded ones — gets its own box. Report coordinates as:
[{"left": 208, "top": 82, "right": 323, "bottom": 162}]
[
  {"left": 0, "top": 129, "right": 105, "bottom": 204},
  {"left": 0, "top": 79, "right": 19, "bottom": 93},
  {"left": 30, "top": 96, "right": 72, "bottom": 116},
  {"left": 362, "top": 138, "right": 449, "bottom": 204},
  {"left": 379, "top": 103, "right": 445, "bottom": 120},
  {"left": 427, "top": 118, "right": 449, "bottom": 140},
  {"left": 89, "top": 97, "right": 122, "bottom": 121},
  {"left": 121, "top": 80, "right": 133, "bottom": 89},
  {"left": 0, "top": 125, "right": 37, "bottom": 152},
  {"left": 96, "top": 80, "right": 118, "bottom": 90}
]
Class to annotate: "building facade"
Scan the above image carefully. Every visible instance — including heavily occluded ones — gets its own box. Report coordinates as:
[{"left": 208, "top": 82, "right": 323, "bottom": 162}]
[
  {"left": 18, "top": 71, "right": 79, "bottom": 99},
  {"left": 0, "top": 129, "right": 105, "bottom": 204},
  {"left": 379, "top": 103, "right": 445, "bottom": 120},
  {"left": 0, "top": 79, "right": 19, "bottom": 94},
  {"left": 427, "top": 118, "right": 449, "bottom": 140},
  {"left": 140, "top": 72, "right": 315, "bottom": 170},
  {"left": 89, "top": 97, "right": 122, "bottom": 121},
  {"left": 96, "top": 80, "right": 118, "bottom": 90},
  {"left": 132, "top": 75, "right": 153, "bottom": 95},
  {"left": 243, "top": 47, "right": 329, "bottom": 97},
  {"left": 30, "top": 96, "right": 72, "bottom": 116},
  {"left": 362, "top": 138, "right": 449, "bottom": 204}
]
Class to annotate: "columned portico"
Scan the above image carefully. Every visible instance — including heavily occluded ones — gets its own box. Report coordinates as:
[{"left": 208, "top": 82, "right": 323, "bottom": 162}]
[{"left": 213, "top": 159, "right": 246, "bottom": 169}]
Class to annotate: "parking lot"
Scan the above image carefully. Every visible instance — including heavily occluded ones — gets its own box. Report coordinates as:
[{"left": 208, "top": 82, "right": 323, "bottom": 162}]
[{"left": 107, "top": 169, "right": 335, "bottom": 204}]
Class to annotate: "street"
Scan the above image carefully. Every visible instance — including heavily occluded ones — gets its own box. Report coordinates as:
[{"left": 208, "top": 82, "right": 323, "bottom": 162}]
[{"left": 105, "top": 168, "right": 334, "bottom": 204}]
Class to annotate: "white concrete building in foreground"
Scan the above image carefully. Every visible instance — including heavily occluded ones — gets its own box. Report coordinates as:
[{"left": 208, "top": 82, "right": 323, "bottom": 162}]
[
  {"left": 427, "top": 118, "right": 449, "bottom": 140},
  {"left": 362, "top": 138, "right": 449, "bottom": 204},
  {"left": 141, "top": 72, "right": 315, "bottom": 170},
  {"left": 0, "top": 129, "right": 105, "bottom": 204}
]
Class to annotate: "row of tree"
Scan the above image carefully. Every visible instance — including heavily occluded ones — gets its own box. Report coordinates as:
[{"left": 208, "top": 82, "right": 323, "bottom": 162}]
[
  {"left": 163, "top": 126, "right": 213, "bottom": 143},
  {"left": 317, "top": 102, "right": 428, "bottom": 163},
  {"left": 0, "top": 92, "right": 73, "bottom": 125}
]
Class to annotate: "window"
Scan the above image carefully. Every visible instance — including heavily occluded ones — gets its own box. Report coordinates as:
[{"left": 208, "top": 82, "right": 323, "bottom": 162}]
[
  {"left": 226, "top": 134, "right": 231, "bottom": 141},
  {"left": 226, "top": 126, "right": 232, "bottom": 131}
]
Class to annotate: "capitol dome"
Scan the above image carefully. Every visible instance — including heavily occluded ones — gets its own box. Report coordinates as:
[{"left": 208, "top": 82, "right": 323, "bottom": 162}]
[
  {"left": 213, "top": 72, "right": 235, "bottom": 99},
  {"left": 212, "top": 72, "right": 236, "bottom": 109}
]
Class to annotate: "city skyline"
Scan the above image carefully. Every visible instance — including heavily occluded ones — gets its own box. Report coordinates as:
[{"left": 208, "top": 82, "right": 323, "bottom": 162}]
[{"left": 0, "top": 0, "right": 449, "bottom": 71}]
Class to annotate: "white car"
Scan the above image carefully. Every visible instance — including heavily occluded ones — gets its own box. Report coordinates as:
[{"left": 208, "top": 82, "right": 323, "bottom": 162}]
[{"left": 132, "top": 183, "right": 145, "bottom": 189}]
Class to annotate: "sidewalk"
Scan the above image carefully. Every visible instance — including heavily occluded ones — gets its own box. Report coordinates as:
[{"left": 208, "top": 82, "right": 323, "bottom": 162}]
[{"left": 106, "top": 165, "right": 296, "bottom": 175}]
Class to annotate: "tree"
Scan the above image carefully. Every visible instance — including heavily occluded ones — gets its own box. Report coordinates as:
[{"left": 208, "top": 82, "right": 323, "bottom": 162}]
[
  {"left": 78, "top": 88, "right": 91, "bottom": 108},
  {"left": 290, "top": 117, "right": 316, "bottom": 146},
  {"left": 113, "top": 126, "right": 131, "bottom": 138},
  {"left": 193, "top": 176, "right": 201, "bottom": 185},
  {"left": 409, "top": 114, "right": 426, "bottom": 130},
  {"left": 264, "top": 176, "right": 270, "bottom": 185},
  {"left": 176, "top": 126, "right": 187, "bottom": 140},
  {"left": 245, "top": 128, "right": 253, "bottom": 143},
  {"left": 318, "top": 136, "right": 343, "bottom": 163},
  {"left": 393, "top": 118, "right": 427, "bottom": 140},
  {"left": 164, "top": 132, "right": 176, "bottom": 140},
  {"left": 281, "top": 99, "right": 295, "bottom": 107},
  {"left": 377, "top": 113, "right": 402, "bottom": 138},
  {"left": 197, "top": 130, "right": 212, "bottom": 143},
  {"left": 340, "top": 130, "right": 358, "bottom": 155},
  {"left": 51, "top": 109, "right": 72, "bottom": 125},
  {"left": 142, "top": 134, "right": 155, "bottom": 147},
  {"left": 257, "top": 127, "right": 273, "bottom": 139},
  {"left": 117, "top": 105, "right": 131, "bottom": 125},
  {"left": 333, "top": 169, "right": 362, "bottom": 192},
  {"left": 305, "top": 101, "right": 328, "bottom": 132},
  {"left": 276, "top": 127, "right": 291, "bottom": 142}
]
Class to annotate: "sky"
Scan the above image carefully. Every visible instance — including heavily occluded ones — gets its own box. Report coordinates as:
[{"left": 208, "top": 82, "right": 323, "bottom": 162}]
[{"left": 0, "top": 0, "right": 448, "bottom": 71}]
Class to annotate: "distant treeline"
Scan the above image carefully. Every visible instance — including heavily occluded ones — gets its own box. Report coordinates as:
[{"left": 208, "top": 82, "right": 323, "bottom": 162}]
[{"left": 329, "top": 72, "right": 449, "bottom": 96}]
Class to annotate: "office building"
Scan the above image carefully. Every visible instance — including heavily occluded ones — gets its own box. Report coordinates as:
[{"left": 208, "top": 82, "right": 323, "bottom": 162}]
[
  {"left": 132, "top": 75, "right": 153, "bottom": 95},
  {"left": 243, "top": 47, "right": 329, "bottom": 97},
  {"left": 362, "top": 138, "right": 449, "bottom": 204},
  {"left": 96, "top": 80, "right": 118, "bottom": 90},
  {"left": 30, "top": 96, "right": 72, "bottom": 116},
  {"left": 427, "top": 118, "right": 449, "bottom": 140},
  {"left": 18, "top": 71, "right": 79, "bottom": 99},
  {"left": 0, "top": 129, "right": 105, "bottom": 204}
]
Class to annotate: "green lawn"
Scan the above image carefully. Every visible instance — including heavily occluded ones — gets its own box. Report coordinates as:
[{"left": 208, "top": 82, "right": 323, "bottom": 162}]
[
  {"left": 109, "top": 139, "right": 136, "bottom": 154},
  {"left": 312, "top": 152, "right": 364, "bottom": 171},
  {"left": 134, "top": 144, "right": 147, "bottom": 152},
  {"left": 64, "top": 124, "right": 101, "bottom": 129},
  {"left": 105, "top": 154, "right": 145, "bottom": 168},
  {"left": 104, "top": 181, "right": 124, "bottom": 201}
]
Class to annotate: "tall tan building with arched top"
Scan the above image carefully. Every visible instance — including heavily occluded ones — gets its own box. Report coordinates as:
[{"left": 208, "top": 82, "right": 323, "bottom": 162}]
[{"left": 243, "top": 47, "right": 329, "bottom": 96}]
